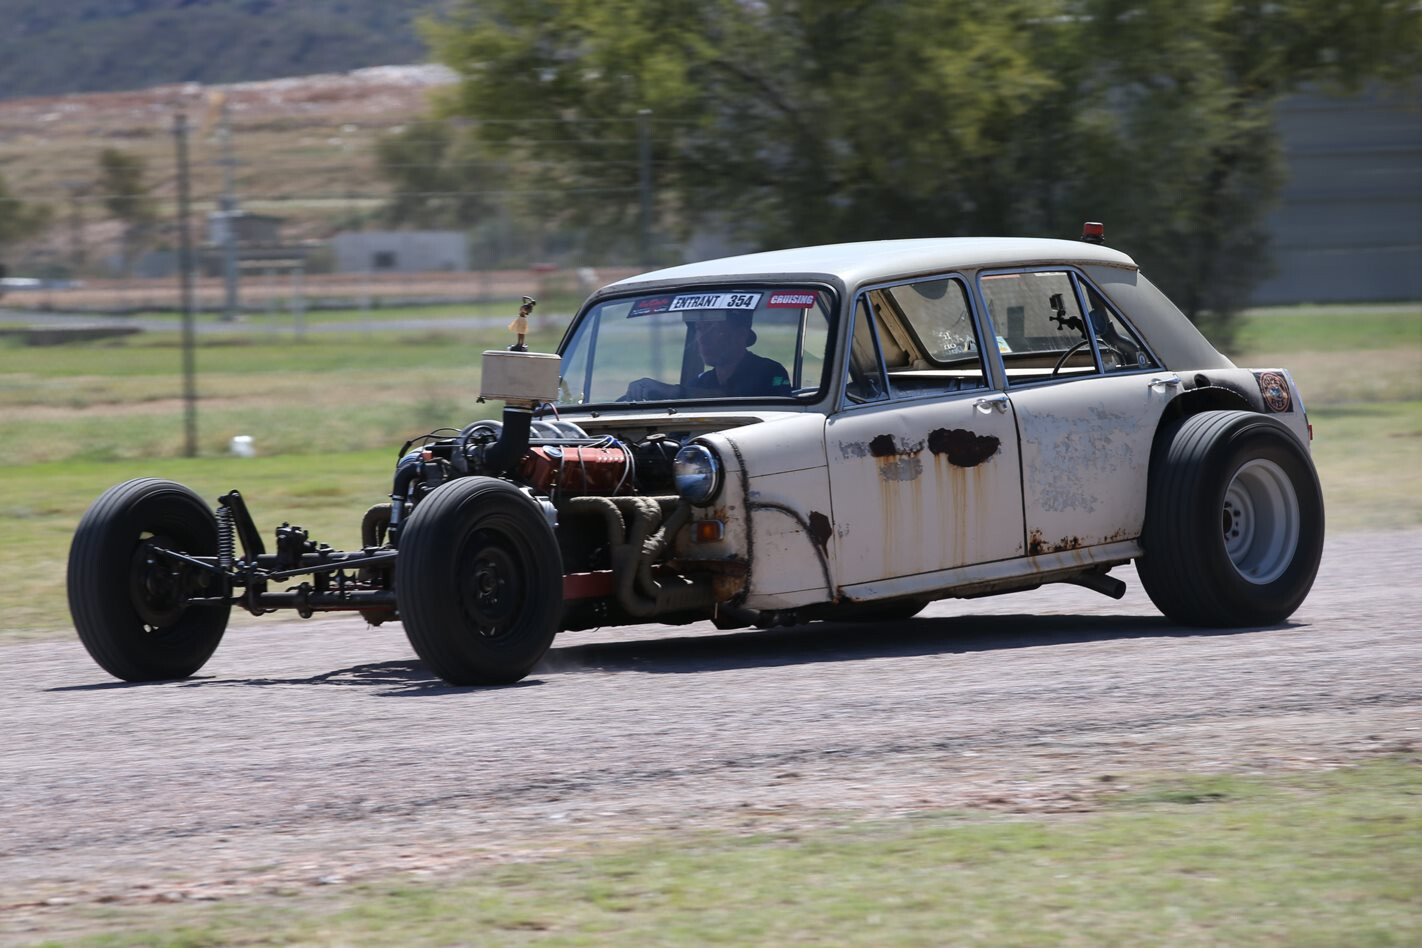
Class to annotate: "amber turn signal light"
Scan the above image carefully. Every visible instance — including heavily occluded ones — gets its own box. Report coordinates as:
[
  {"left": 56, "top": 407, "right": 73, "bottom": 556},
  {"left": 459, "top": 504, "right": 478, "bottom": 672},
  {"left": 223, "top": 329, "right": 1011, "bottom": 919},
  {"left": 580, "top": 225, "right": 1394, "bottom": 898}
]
[{"left": 692, "top": 520, "right": 725, "bottom": 543}]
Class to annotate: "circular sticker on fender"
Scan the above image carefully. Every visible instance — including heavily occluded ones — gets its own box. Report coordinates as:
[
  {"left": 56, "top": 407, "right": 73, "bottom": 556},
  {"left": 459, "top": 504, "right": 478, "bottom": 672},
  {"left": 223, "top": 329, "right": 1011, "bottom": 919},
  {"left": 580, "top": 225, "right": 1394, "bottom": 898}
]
[{"left": 1257, "top": 371, "right": 1291, "bottom": 412}]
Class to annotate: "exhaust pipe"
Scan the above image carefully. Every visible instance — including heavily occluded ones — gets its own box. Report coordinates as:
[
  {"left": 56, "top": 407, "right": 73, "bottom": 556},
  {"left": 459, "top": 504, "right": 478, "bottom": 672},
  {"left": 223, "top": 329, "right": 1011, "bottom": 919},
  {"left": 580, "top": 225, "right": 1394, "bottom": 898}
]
[{"left": 478, "top": 405, "right": 533, "bottom": 476}]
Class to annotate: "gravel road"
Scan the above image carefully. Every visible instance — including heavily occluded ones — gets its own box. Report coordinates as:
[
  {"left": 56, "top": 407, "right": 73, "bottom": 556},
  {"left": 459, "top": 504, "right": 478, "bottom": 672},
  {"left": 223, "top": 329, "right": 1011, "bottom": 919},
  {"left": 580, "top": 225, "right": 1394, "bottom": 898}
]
[{"left": 2, "top": 530, "right": 1418, "bottom": 932}]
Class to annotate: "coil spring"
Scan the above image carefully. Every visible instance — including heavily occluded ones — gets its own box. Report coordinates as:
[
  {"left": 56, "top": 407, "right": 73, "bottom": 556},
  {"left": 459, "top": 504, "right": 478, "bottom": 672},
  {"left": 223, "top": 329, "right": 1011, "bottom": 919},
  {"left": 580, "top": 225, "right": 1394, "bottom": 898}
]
[{"left": 215, "top": 505, "right": 235, "bottom": 569}]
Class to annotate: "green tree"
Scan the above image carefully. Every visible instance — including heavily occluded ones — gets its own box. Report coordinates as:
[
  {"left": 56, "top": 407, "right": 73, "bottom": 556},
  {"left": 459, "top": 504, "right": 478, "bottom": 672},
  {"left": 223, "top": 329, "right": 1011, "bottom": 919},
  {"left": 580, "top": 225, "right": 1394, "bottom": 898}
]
[
  {"left": 375, "top": 121, "right": 493, "bottom": 229},
  {"left": 0, "top": 171, "right": 52, "bottom": 253},
  {"left": 424, "top": 0, "right": 1421, "bottom": 326},
  {"left": 425, "top": 0, "right": 1075, "bottom": 256},
  {"left": 1076, "top": 0, "right": 1422, "bottom": 343},
  {"left": 96, "top": 148, "right": 157, "bottom": 273}
]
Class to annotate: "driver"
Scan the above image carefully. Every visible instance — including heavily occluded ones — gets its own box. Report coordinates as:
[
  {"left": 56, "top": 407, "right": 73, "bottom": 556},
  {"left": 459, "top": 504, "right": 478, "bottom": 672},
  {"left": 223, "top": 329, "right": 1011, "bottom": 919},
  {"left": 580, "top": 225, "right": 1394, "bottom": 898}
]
[
  {"left": 687, "top": 311, "right": 792, "bottom": 397},
  {"left": 624, "top": 310, "right": 792, "bottom": 400}
]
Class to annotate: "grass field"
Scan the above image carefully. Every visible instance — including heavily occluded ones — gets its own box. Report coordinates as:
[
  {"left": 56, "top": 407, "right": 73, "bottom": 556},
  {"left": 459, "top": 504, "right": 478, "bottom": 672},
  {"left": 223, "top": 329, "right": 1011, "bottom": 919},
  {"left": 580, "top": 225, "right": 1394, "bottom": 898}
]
[
  {"left": 34, "top": 757, "right": 1422, "bottom": 945},
  {"left": 0, "top": 302, "right": 1417, "bottom": 639}
]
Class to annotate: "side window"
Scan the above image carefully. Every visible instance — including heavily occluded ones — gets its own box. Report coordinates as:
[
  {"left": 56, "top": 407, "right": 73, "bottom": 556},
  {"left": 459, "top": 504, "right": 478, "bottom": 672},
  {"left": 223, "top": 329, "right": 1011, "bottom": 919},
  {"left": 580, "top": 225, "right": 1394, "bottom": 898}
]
[
  {"left": 1081, "top": 281, "right": 1158, "bottom": 372},
  {"left": 866, "top": 277, "right": 988, "bottom": 396},
  {"left": 844, "top": 297, "right": 889, "bottom": 403},
  {"left": 980, "top": 270, "right": 1095, "bottom": 383}
]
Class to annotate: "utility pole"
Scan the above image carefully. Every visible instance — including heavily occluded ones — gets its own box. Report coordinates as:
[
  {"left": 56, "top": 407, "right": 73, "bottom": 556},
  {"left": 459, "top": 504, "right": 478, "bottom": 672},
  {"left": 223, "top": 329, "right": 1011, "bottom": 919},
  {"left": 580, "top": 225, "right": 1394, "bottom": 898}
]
[
  {"left": 173, "top": 113, "right": 199, "bottom": 458},
  {"left": 62, "top": 181, "right": 86, "bottom": 271},
  {"left": 216, "top": 94, "right": 241, "bottom": 322},
  {"left": 637, "top": 109, "right": 653, "bottom": 268}
]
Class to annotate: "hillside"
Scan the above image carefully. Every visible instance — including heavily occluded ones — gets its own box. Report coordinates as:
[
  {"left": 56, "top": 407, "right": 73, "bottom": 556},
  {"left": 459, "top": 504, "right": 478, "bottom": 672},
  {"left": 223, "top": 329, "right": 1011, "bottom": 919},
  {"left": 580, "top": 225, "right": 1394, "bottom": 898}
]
[
  {"left": 0, "top": 66, "right": 459, "bottom": 272},
  {"left": 0, "top": 0, "right": 445, "bottom": 100}
]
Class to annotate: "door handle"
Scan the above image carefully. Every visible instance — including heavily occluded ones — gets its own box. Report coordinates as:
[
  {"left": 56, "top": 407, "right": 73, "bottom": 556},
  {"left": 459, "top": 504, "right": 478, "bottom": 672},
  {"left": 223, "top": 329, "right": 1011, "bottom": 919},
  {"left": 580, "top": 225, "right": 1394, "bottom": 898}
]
[
  {"left": 973, "top": 393, "right": 1009, "bottom": 414},
  {"left": 1149, "top": 374, "right": 1182, "bottom": 391}
]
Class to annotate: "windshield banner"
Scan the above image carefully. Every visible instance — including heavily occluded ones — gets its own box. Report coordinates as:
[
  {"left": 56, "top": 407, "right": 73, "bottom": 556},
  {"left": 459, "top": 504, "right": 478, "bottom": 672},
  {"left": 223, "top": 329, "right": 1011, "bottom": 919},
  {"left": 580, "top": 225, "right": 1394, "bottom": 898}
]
[{"left": 668, "top": 292, "right": 761, "bottom": 312}]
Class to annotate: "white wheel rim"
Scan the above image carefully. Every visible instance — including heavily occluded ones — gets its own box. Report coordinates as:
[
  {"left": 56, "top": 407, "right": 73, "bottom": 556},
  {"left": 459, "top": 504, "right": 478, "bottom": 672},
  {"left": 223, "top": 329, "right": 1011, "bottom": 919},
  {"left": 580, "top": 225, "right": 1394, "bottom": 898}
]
[{"left": 1221, "top": 458, "right": 1299, "bottom": 585}]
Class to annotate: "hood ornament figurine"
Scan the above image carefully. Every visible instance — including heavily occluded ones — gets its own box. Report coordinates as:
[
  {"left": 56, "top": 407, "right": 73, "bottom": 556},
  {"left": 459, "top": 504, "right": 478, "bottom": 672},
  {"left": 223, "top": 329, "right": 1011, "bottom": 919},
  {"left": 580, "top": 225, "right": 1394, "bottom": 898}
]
[{"left": 508, "top": 296, "right": 536, "bottom": 351}]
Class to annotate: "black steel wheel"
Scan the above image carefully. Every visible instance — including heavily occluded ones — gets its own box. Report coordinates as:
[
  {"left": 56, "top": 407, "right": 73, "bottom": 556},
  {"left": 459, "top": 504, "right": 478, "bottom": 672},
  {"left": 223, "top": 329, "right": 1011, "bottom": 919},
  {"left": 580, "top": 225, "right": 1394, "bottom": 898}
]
[
  {"left": 1137, "top": 411, "right": 1324, "bottom": 626},
  {"left": 396, "top": 478, "right": 562, "bottom": 685},
  {"left": 67, "top": 478, "right": 231, "bottom": 681}
]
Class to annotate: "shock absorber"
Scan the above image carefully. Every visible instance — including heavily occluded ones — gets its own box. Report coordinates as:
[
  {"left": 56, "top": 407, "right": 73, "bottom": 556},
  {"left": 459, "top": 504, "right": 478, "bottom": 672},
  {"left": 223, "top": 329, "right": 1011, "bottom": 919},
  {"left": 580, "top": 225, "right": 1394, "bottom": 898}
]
[{"left": 215, "top": 504, "right": 235, "bottom": 570}]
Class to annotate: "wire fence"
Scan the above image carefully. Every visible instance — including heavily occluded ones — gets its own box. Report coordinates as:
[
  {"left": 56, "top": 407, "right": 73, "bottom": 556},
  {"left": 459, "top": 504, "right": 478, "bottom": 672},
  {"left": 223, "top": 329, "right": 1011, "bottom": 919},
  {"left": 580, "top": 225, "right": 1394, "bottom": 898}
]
[{"left": 0, "top": 71, "right": 686, "bottom": 314}]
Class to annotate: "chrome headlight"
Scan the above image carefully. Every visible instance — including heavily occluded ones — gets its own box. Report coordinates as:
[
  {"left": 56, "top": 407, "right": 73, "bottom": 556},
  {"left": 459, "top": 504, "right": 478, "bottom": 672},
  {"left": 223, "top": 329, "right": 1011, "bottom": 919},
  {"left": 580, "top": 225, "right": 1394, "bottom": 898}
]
[{"left": 673, "top": 444, "right": 722, "bottom": 505}]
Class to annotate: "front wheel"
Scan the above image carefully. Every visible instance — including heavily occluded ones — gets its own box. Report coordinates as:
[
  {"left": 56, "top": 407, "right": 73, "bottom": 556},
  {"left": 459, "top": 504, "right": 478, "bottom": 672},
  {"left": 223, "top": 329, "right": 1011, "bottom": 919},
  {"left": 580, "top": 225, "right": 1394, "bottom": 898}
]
[
  {"left": 396, "top": 478, "right": 563, "bottom": 685},
  {"left": 67, "top": 478, "right": 231, "bottom": 681},
  {"left": 1137, "top": 411, "right": 1324, "bottom": 626}
]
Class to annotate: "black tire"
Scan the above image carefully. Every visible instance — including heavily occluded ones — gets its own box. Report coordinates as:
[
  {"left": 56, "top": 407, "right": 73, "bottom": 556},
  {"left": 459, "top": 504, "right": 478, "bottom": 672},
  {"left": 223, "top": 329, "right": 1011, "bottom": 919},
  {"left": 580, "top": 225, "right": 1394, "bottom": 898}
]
[
  {"left": 67, "top": 478, "right": 231, "bottom": 681},
  {"left": 1137, "top": 411, "right": 1324, "bottom": 626},
  {"left": 396, "top": 478, "right": 562, "bottom": 685}
]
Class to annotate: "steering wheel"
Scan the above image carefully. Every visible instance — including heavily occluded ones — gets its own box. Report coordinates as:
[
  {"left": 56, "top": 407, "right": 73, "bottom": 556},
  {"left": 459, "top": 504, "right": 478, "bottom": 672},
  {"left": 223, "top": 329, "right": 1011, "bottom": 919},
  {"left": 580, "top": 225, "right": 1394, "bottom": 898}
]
[
  {"left": 618, "top": 377, "right": 682, "bottom": 402},
  {"left": 1052, "top": 340, "right": 1124, "bottom": 375}
]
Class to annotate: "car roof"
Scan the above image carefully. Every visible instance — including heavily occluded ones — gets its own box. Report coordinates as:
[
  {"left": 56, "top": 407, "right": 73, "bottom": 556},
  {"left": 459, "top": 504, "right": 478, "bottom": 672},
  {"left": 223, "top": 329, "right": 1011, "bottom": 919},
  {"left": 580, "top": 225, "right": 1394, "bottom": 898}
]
[{"left": 605, "top": 237, "right": 1138, "bottom": 291}]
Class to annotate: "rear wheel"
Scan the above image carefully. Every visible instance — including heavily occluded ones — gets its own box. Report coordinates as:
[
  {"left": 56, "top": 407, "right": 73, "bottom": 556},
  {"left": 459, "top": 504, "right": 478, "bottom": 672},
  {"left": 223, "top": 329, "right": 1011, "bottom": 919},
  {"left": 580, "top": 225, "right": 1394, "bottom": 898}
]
[
  {"left": 67, "top": 478, "right": 230, "bottom": 681},
  {"left": 396, "top": 478, "right": 562, "bottom": 685},
  {"left": 1137, "top": 411, "right": 1323, "bottom": 626}
]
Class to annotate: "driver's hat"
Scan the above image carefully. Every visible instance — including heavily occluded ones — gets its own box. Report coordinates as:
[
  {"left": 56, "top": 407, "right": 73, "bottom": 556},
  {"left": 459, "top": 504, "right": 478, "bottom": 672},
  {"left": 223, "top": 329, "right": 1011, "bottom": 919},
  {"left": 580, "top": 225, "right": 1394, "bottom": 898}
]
[{"left": 696, "top": 309, "right": 757, "bottom": 346}]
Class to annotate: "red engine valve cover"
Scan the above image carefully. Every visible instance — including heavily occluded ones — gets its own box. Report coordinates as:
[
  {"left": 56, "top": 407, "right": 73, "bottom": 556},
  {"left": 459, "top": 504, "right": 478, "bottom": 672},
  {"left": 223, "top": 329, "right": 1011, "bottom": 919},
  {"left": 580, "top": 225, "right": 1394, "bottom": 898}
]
[{"left": 518, "top": 446, "right": 633, "bottom": 495}]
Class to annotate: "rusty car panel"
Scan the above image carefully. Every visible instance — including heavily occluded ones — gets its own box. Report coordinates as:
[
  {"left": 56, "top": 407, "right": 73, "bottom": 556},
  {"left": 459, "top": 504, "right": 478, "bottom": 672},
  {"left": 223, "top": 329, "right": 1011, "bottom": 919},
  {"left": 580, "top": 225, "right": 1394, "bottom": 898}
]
[
  {"left": 1010, "top": 372, "right": 1172, "bottom": 552},
  {"left": 824, "top": 396, "right": 1024, "bottom": 587}
]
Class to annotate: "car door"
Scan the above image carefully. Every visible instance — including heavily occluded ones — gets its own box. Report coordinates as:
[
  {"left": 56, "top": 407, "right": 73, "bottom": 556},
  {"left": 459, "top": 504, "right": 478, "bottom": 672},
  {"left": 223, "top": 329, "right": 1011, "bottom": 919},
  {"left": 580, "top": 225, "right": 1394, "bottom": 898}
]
[
  {"left": 977, "top": 268, "right": 1174, "bottom": 555},
  {"left": 825, "top": 277, "right": 1026, "bottom": 588}
]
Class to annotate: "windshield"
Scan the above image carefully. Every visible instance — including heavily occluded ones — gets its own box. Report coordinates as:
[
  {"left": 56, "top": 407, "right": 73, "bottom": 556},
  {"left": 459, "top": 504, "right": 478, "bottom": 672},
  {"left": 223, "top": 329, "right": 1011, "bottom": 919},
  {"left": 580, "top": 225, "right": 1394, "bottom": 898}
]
[{"left": 556, "top": 286, "right": 837, "bottom": 406}]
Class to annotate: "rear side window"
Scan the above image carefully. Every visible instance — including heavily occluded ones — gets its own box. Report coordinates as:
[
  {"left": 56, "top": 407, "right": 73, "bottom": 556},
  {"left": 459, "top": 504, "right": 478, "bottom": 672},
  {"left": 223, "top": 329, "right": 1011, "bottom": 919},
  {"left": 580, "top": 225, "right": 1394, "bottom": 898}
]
[
  {"left": 979, "top": 270, "right": 1095, "bottom": 382},
  {"left": 1082, "top": 281, "right": 1159, "bottom": 372}
]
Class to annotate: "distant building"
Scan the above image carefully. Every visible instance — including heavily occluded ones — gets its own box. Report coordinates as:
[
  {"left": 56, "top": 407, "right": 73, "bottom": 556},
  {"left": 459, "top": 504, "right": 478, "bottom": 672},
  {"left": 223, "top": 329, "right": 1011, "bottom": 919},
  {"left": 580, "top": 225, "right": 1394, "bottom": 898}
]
[
  {"left": 208, "top": 211, "right": 283, "bottom": 246},
  {"left": 1255, "top": 84, "right": 1422, "bottom": 304},
  {"left": 200, "top": 211, "right": 314, "bottom": 276},
  {"left": 332, "top": 231, "right": 469, "bottom": 274}
]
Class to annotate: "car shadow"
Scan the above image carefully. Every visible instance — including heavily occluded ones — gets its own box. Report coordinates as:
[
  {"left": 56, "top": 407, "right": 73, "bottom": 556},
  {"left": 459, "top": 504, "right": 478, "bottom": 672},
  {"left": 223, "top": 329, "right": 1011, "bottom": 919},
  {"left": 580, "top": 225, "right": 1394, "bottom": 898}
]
[
  {"left": 47, "top": 661, "right": 526, "bottom": 697},
  {"left": 536, "top": 612, "right": 1300, "bottom": 677},
  {"left": 49, "top": 614, "right": 1298, "bottom": 695}
]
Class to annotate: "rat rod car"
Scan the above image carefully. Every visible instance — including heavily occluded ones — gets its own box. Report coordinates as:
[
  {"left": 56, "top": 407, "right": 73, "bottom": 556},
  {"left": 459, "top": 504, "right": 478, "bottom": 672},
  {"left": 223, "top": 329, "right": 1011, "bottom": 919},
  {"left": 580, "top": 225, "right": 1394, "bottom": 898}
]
[{"left": 69, "top": 227, "right": 1324, "bottom": 685}]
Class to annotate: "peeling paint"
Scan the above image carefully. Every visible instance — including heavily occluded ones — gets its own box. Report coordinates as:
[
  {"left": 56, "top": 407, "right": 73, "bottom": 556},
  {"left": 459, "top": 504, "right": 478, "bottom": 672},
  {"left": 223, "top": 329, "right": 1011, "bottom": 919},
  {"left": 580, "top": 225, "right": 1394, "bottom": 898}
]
[
  {"left": 853, "top": 434, "right": 932, "bottom": 457},
  {"left": 807, "top": 511, "right": 832, "bottom": 552},
  {"left": 927, "top": 428, "right": 1001, "bottom": 467},
  {"left": 1019, "top": 409, "right": 1136, "bottom": 514},
  {"left": 1028, "top": 528, "right": 1086, "bottom": 556},
  {"left": 844, "top": 434, "right": 930, "bottom": 482},
  {"left": 878, "top": 456, "right": 923, "bottom": 481}
]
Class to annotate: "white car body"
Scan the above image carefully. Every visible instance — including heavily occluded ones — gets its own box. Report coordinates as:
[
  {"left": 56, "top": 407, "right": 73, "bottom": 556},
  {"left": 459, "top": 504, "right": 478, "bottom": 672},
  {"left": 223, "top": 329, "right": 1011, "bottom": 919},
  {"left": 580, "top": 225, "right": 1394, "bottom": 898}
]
[{"left": 555, "top": 237, "right": 1313, "bottom": 615}]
